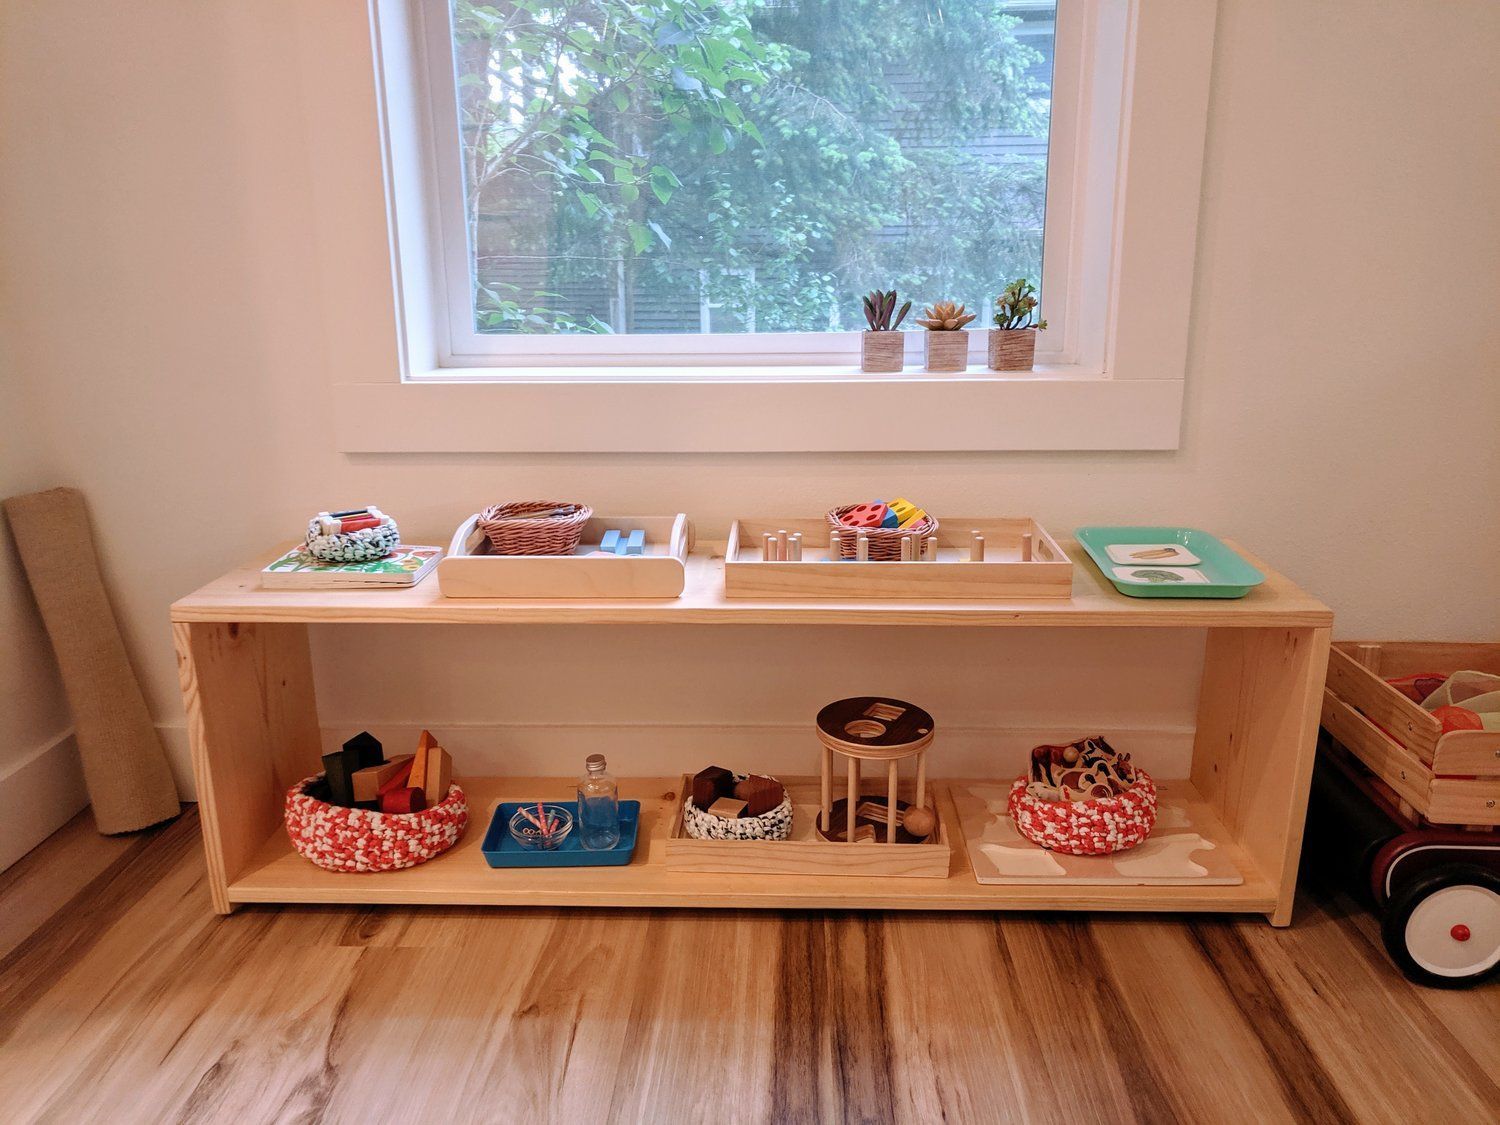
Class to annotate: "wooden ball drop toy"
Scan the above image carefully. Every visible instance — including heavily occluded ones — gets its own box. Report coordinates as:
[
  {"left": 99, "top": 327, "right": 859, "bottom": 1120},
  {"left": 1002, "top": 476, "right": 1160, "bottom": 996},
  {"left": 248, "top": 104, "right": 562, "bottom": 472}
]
[{"left": 815, "top": 696, "right": 938, "bottom": 844}]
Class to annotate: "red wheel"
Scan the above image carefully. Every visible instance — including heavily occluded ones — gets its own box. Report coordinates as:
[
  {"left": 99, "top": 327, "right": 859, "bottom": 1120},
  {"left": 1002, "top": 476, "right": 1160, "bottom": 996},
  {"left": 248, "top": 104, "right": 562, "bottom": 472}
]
[{"left": 1382, "top": 865, "right": 1500, "bottom": 988}]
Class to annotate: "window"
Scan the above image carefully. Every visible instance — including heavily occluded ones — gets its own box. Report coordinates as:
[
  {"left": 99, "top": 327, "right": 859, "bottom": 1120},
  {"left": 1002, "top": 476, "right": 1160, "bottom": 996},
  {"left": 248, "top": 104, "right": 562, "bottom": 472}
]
[
  {"left": 351, "top": 0, "right": 1214, "bottom": 450},
  {"left": 432, "top": 0, "right": 1057, "bottom": 363}
]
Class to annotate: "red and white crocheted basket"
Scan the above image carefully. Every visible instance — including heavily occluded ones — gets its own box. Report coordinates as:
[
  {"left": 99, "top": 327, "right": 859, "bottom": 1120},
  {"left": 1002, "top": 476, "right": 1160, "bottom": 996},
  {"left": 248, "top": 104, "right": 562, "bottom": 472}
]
[
  {"left": 284, "top": 776, "right": 469, "bottom": 873},
  {"left": 1007, "top": 771, "right": 1157, "bottom": 856}
]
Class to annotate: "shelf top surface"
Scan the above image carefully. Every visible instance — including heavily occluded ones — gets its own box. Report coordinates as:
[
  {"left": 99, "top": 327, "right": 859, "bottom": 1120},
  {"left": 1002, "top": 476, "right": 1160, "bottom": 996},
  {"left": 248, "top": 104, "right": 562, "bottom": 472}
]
[{"left": 171, "top": 537, "right": 1332, "bottom": 628}]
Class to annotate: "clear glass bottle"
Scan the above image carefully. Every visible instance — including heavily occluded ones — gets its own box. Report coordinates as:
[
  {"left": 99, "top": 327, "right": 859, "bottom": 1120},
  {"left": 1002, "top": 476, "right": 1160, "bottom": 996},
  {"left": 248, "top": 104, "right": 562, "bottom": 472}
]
[{"left": 577, "top": 753, "right": 620, "bottom": 850}]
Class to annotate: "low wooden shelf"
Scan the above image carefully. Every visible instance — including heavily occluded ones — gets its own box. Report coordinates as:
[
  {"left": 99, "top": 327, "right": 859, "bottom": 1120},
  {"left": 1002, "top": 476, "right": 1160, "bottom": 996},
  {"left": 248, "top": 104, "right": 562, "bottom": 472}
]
[
  {"left": 172, "top": 536, "right": 1332, "bottom": 924},
  {"left": 227, "top": 775, "right": 1278, "bottom": 914}
]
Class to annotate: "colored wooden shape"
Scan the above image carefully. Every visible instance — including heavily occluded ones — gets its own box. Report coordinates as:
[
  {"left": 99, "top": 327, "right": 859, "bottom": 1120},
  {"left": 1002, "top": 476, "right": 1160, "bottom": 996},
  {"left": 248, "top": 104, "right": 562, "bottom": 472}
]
[
  {"left": 707, "top": 797, "right": 749, "bottom": 819},
  {"left": 351, "top": 755, "right": 414, "bottom": 803},
  {"left": 600, "top": 529, "right": 621, "bottom": 554},
  {"left": 734, "top": 775, "right": 785, "bottom": 817},
  {"left": 320, "top": 748, "right": 358, "bottom": 807},
  {"left": 343, "top": 731, "right": 385, "bottom": 771},
  {"left": 380, "top": 786, "right": 427, "bottom": 814},
  {"left": 692, "top": 766, "right": 735, "bottom": 810},
  {"left": 625, "top": 530, "right": 645, "bottom": 556},
  {"left": 423, "top": 746, "right": 453, "bottom": 805}
]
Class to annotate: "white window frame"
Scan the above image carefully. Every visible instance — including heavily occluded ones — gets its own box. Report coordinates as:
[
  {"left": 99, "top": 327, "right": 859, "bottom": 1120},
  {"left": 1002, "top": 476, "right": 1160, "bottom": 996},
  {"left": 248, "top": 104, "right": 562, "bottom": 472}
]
[{"left": 335, "top": 0, "right": 1216, "bottom": 452}]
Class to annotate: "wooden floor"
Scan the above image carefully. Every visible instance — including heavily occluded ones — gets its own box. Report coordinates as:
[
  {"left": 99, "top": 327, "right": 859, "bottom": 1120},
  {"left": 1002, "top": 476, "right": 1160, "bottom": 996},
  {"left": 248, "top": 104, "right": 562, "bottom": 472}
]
[{"left": 2, "top": 811, "right": 1497, "bottom": 1124}]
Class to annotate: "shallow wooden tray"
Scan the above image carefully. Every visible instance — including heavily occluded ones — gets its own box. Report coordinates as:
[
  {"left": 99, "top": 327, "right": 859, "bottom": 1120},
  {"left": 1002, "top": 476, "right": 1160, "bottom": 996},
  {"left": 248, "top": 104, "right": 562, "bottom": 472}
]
[
  {"left": 664, "top": 776, "right": 952, "bottom": 878},
  {"left": 438, "top": 513, "right": 692, "bottom": 599},
  {"left": 723, "top": 516, "right": 1071, "bottom": 600}
]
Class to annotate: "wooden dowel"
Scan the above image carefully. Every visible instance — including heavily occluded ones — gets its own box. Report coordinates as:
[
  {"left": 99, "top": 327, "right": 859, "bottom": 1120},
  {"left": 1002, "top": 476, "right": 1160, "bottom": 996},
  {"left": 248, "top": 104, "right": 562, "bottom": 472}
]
[
  {"left": 900, "top": 536, "right": 913, "bottom": 562},
  {"left": 821, "top": 745, "right": 832, "bottom": 833},
  {"left": 846, "top": 757, "right": 859, "bottom": 843},
  {"left": 762, "top": 532, "right": 776, "bottom": 562},
  {"left": 887, "top": 760, "right": 899, "bottom": 844},
  {"left": 915, "top": 750, "right": 927, "bottom": 813},
  {"left": 790, "top": 533, "right": 803, "bottom": 561},
  {"left": 777, "top": 529, "right": 790, "bottom": 560},
  {"left": 1021, "top": 532, "right": 1033, "bottom": 562},
  {"left": 970, "top": 531, "right": 985, "bottom": 562},
  {"left": 829, "top": 530, "right": 842, "bottom": 560},
  {"left": 856, "top": 530, "right": 869, "bottom": 562}
]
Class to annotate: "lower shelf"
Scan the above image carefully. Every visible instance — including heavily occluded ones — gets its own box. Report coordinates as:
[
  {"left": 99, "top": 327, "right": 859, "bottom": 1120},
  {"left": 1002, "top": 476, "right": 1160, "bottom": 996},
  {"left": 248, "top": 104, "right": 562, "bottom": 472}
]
[{"left": 228, "top": 775, "right": 1279, "bottom": 914}]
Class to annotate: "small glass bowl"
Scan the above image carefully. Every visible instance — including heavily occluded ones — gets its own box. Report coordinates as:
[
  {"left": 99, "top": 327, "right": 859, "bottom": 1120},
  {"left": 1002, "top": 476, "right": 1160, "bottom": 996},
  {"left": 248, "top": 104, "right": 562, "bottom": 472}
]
[{"left": 508, "top": 803, "right": 574, "bottom": 850}]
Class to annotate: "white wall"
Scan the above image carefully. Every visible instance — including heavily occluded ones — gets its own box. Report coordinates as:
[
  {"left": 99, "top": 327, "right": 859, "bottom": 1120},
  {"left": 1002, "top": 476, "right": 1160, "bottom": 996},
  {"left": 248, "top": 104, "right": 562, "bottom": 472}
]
[{"left": 2, "top": 2, "right": 1498, "bottom": 794}]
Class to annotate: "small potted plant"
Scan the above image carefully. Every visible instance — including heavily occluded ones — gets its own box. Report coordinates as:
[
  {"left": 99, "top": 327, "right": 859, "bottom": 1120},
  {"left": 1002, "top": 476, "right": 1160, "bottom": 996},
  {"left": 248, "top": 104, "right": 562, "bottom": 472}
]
[
  {"left": 989, "top": 279, "right": 1047, "bottom": 370},
  {"left": 915, "top": 301, "right": 976, "bottom": 372},
  {"left": 860, "top": 290, "right": 911, "bottom": 372}
]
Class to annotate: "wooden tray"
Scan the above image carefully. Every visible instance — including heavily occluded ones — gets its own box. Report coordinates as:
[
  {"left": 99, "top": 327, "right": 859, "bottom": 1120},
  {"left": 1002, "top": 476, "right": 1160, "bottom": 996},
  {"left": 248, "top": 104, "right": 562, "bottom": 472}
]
[
  {"left": 723, "top": 516, "right": 1071, "bottom": 600},
  {"left": 438, "top": 514, "right": 692, "bottom": 599},
  {"left": 1320, "top": 641, "right": 1500, "bottom": 826},
  {"left": 664, "top": 776, "right": 951, "bottom": 878}
]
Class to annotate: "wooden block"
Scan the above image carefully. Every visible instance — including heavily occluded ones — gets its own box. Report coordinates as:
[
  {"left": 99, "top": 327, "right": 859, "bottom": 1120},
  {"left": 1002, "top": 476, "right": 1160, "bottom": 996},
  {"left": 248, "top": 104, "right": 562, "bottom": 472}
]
[
  {"left": 351, "top": 754, "right": 414, "bottom": 803},
  {"left": 734, "top": 774, "right": 785, "bottom": 816},
  {"left": 343, "top": 731, "right": 384, "bottom": 771},
  {"left": 851, "top": 824, "right": 877, "bottom": 843},
  {"left": 380, "top": 786, "right": 426, "bottom": 814},
  {"left": 692, "top": 765, "right": 735, "bottom": 810},
  {"left": 625, "top": 530, "right": 645, "bottom": 556},
  {"left": 409, "top": 730, "right": 436, "bottom": 801},
  {"left": 320, "top": 748, "right": 358, "bottom": 807},
  {"left": 855, "top": 800, "right": 896, "bottom": 826},
  {"left": 888, "top": 498, "right": 926, "bottom": 528},
  {"left": 600, "top": 529, "right": 622, "bottom": 554},
  {"left": 839, "top": 503, "right": 888, "bottom": 529},
  {"left": 708, "top": 796, "right": 748, "bottom": 819},
  {"left": 423, "top": 746, "right": 453, "bottom": 805}
]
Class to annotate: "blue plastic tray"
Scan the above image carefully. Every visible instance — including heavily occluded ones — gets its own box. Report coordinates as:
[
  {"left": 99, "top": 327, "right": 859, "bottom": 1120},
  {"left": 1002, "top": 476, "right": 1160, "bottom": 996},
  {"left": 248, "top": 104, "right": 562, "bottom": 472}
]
[
  {"left": 481, "top": 799, "right": 640, "bottom": 867},
  {"left": 1074, "top": 526, "right": 1265, "bottom": 599}
]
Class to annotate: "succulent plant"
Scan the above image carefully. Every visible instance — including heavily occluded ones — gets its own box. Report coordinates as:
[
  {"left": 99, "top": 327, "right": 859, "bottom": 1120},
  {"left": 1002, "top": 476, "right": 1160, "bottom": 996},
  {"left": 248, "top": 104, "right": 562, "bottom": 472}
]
[
  {"left": 993, "top": 278, "right": 1048, "bottom": 330},
  {"left": 915, "top": 300, "right": 976, "bottom": 331},
  {"left": 861, "top": 289, "right": 911, "bottom": 332}
]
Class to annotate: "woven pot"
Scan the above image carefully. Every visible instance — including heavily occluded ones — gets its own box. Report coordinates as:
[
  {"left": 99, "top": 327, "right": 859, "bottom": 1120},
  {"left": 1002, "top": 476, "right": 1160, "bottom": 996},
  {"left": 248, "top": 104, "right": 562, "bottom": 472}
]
[
  {"left": 683, "top": 773, "right": 793, "bottom": 840},
  {"left": 923, "top": 331, "right": 969, "bottom": 372},
  {"left": 284, "top": 776, "right": 468, "bottom": 872},
  {"left": 305, "top": 515, "right": 400, "bottom": 563},
  {"left": 988, "top": 328, "right": 1037, "bottom": 371},
  {"left": 825, "top": 505, "right": 939, "bottom": 560},
  {"left": 477, "top": 500, "right": 592, "bottom": 556},
  {"left": 860, "top": 331, "right": 904, "bottom": 373},
  {"left": 1007, "top": 771, "right": 1157, "bottom": 856}
]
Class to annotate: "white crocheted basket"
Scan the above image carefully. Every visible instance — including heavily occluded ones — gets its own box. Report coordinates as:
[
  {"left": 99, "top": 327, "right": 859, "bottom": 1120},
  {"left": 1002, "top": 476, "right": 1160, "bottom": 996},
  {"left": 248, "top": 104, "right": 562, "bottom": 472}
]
[{"left": 682, "top": 773, "right": 793, "bottom": 840}]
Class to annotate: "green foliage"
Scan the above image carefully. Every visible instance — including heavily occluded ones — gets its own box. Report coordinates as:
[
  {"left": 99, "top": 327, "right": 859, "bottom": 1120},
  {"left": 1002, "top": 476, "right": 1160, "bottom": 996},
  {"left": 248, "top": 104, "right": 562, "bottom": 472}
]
[
  {"left": 992, "top": 277, "right": 1047, "bottom": 330},
  {"left": 453, "top": 0, "right": 1050, "bottom": 334}
]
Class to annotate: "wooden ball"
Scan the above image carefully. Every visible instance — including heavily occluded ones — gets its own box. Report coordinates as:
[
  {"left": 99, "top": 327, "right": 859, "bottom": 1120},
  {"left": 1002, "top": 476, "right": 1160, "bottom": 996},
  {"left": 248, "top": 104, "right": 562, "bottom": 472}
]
[{"left": 902, "top": 806, "right": 936, "bottom": 838}]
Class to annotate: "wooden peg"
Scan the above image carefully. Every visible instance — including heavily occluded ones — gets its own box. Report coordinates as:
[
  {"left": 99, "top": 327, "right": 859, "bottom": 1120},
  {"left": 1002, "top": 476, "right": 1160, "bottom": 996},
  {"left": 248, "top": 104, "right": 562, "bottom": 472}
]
[
  {"left": 1021, "top": 532, "right": 1033, "bottom": 562},
  {"left": 1355, "top": 644, "right": 1383, "bottom": 674},
  {"left": 856, "top": 530, "right": 869, "bottom": 562},
  {"left": 790, "top": 533, "right": 803, "bottom": 561},
  {"left": 846, "top": 757, "right": 859, "bottom": 843},
  {"left": 777, "top": 529, "right": 790, "bottom": 560},
  {"left": 900, "top": 535, "right": 913, "bottom": 562},
  {"left": 970, "top": 531, "right": 985, "bottom": 562},
  {"left": 887, "top": 760, "right": 899, "bottom": 843},
  {"left": 762, "top": 532, "right": 776, "bottom": 562},
  {"left": 829, "top": 530, "right": 842, "bottom": 560}
]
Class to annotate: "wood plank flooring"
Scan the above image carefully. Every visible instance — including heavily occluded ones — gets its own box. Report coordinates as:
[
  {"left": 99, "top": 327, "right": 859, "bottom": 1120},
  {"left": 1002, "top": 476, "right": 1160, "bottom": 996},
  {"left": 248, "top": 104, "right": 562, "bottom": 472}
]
[{"left": 1, "top": 809, "right": 1497, "bottom": 1124}]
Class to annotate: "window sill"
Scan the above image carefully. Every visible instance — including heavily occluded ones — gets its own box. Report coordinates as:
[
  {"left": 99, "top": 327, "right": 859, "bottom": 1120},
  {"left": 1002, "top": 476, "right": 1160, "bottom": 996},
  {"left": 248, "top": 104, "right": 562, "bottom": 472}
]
[{"left": 333, "top": 371, "right": 1183, "bottom": 452}]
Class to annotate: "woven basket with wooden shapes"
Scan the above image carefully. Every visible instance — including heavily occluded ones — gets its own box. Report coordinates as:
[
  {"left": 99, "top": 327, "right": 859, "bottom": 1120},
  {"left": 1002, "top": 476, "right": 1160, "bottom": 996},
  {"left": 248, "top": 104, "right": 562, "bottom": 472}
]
[
  {"left": 825, "top": 505, "right": 940, "bottom": 561},
  {"left": 477, "top": 501, "right": 592, "bottom": 556}
]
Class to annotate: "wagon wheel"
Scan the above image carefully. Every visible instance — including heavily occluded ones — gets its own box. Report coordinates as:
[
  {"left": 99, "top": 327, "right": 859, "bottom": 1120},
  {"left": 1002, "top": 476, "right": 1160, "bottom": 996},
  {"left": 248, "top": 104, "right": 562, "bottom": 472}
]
[{"left": 1382, "top": 865, "right": 1500, "bottom": 988}]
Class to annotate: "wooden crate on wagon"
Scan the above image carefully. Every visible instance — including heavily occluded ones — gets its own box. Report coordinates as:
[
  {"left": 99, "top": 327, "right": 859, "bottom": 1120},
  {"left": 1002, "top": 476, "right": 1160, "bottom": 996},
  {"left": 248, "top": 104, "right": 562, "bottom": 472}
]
[{"left": 1320, "top": 641, "right": 1500, "bottom": 826}]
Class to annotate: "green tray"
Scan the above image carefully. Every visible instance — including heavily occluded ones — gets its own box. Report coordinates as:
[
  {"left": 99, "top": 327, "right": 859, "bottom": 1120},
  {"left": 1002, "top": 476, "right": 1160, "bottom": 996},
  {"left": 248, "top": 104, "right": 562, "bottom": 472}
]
[{"left": 1074, "top": 526, "right": 1265, "bottom": 599}]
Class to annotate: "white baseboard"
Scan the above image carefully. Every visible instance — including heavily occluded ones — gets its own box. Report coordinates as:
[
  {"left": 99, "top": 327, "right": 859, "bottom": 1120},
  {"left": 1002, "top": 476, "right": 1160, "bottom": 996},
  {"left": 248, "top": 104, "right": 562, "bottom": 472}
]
[{"left": 0, "top": 728, "right": 88, "bottom": 872}]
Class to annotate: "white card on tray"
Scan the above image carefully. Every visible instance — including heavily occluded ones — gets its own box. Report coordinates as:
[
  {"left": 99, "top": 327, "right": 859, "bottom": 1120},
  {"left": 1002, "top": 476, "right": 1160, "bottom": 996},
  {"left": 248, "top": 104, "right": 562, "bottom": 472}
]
[
  {"left": 1111, "top": 565, "right": 1211, "bottom": 585},
  {"left": 1105, "top": 543, "right": 1201, "bottom": 566}
]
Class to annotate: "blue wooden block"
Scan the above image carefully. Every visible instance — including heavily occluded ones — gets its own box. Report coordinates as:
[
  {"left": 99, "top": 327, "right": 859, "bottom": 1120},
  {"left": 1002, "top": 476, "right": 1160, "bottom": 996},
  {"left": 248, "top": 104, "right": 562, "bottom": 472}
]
[
  {"left": 600, "top": 529, "right": 622, "bottom": 554},
  {"left": 625, "top": 529, "right": 645, "bottom": 556}
]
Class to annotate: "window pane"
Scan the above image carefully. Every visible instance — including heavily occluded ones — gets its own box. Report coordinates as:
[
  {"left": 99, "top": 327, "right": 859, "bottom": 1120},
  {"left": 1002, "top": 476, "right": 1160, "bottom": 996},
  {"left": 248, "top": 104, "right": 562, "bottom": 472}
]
[{"left": 448, "top": 0, "right": 1054, "bottom": 336}]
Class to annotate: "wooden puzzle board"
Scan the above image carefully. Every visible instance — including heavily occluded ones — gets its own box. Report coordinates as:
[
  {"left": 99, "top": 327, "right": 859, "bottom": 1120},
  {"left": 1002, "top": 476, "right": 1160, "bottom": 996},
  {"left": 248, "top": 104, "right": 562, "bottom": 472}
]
[{"left": 950, "top": 780, "right": 1244, "bottom": 887}]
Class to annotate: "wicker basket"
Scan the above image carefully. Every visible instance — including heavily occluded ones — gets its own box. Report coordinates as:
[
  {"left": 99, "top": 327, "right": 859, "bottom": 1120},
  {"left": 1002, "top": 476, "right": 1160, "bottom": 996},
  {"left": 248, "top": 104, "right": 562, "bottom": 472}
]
[
  {"left": 1007, "top": 771, "right": 1157, "bottom": 856},
  {"left": 284, "top": 776, "right": 468, "bottom": 872},
  {"left": 683, "top": 773, "right": 794, "bottom": 840},
  {"left": 826, "top": 505, "right": 940, "bottom": 561},
  {"left": 477, "top": 501, "right": 592, "bottom": 556}
]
